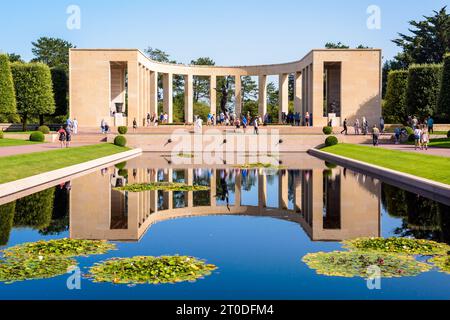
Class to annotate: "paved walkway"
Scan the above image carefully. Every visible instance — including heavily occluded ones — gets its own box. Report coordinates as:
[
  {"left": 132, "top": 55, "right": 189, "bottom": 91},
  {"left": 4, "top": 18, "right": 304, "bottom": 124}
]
[
  {"left": 0, "top": 142, "right": 91, "bottom": 157},
  {"left": 379, "top": 144, "right": 450, "bottom": 157}
]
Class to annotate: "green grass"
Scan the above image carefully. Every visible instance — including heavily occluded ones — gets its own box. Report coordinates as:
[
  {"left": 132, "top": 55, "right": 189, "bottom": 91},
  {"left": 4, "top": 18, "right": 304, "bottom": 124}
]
[
  {"left": 3, "top": 131, "right": 40, "bottom": 135},
  {"left": 321, "top": 144, "right": 450, "bottom": 185},
  {"left": 0, "top": 139, "right": 42, "bottom": 147},
  {"left": 429, "top": 138, "right": 450, "bottom": 148},
  {"left": 0, "top": 144, "right": 130, "bottom": 184}
]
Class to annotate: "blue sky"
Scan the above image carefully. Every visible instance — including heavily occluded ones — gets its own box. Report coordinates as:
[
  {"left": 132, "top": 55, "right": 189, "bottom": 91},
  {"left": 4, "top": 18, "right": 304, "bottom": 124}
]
[{"left": 0, "top": 0, "right": 448, "bottom": 65}]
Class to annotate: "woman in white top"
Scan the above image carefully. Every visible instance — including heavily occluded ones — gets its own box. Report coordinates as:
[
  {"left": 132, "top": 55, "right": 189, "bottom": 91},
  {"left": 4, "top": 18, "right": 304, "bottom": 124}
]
[{"left": 414, "top": 127, "right": 422, "bottom": 150}]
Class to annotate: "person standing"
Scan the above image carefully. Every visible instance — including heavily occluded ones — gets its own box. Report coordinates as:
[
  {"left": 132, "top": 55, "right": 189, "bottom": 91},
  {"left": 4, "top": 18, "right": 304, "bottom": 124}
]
[
  {"left": 65, "top": 125, "right": 72, "bottom": 148},
  {"left": 133, "top": 118, "right": 138, "bottom": 132},
  {"left": 253, "top": 116, "right": 259, "bottom": 135},
  {"left": 380, "top": 117, "right": 385, "bottom": 133},
  {"left": 57, "top": 126, "right": 66, "bottom": 148},
  {"left": 354, "top": 119, "right": 360, "bottom": 135},
  {"left": 101, "top": 119, "right": 106, "bottom": 134},
  {"left": 421, "top": 126, "right": 429, "bottom": 150},
  {"left": 413, "top": 126, "right": 422, "bottom": 150},
  {"left": 341, "top": 118, "right": 348, "bottom": 135},
  {"left": 427, "top": 116, "right": 434, "bottom": 134},
  {"left": 305, "top": 112, "right": 310, "bottom": 127},
  {"left": 394, "top": 127, "right": 401, "bottom": 145},
  {"left": 412, "top": 116, "right": 418, "bottom": 129},
  {"left": 372, "top": 125, "right": 380, "bottom": 146}
]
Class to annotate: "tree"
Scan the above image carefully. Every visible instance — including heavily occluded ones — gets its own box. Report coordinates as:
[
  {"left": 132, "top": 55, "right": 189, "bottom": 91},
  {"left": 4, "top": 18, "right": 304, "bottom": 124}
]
[
  {"left": 406, "top": 64, "right": 442, "bottom": 118},
  {"left": 383, "top": 70, "right": 409, "bottom": 123},
  {"left": 6, "top": 53, "right": 24, "bottom": 63},
  {"left": 14, "top": 188, "right": 55, "bottom": 230},
  {"left": 31, "top": 37, "right": 75, "bottom": 71},
  {"left": 191, "top": 57, "right": 215, "bottom": 102},
  {"left": 11, "top": 63, "right": 55, "bottom": 130},
  {"left": 51, "top": 67, "right": 69, "bottom": 117},
  {"left": 0, "top": 54, "right": 17, "bottom": 115},
  {"left": 0, "top": 202, "right": 15, "bottom": 246},
  {"left": 145, "top": 47, "right": 172, "bottom": 63},
  {"left": 241, "top": 76, "right": 258, "bottom": 102},
  {"left": 325, "top": 42, "right": 350, "bottom": 49},
  {"left": 392, "top": 7, "right": 450, "bottom": 67},
  {"left": 437, "top": 53, "right": 450, "bottom": 120}
]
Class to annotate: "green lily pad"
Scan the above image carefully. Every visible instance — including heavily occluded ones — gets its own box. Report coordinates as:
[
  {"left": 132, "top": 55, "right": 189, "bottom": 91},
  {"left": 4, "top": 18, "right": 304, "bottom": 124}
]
[
  {"left": 342, "top": 237, "right": 450, "bottom": 256},
  {"left": 177, "top": 153, "right": 194, "bottom": 158},
  {"left": 114, "top": 182, "right": 210, "bottom": 192},
  {"left": 429, "top": 255, "right": 450, "bottom": 274},
  {"left": 87, "top": 255, "right": 218, "bottom": 285},
  {"left": 302, "top": 251, "right": 432, "bottom": 278},
  {"left": 0, "top": 255, "right": 76, "bottom": 284},
  {"left": 2, "top": 238, "right": 116, "bottom": 259}
]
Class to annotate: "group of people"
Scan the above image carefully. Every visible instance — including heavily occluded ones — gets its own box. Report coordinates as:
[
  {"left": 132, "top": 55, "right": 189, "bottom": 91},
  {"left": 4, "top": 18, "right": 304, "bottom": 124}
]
[
  {"left": 57, "top": 118, "right": 78, "bottom": 148},
  {"left": 280, "top": 111, "right": 312, "bottom": 127},
  {"left": 339, "top": 116, "right": 374, "bottom": 136}
]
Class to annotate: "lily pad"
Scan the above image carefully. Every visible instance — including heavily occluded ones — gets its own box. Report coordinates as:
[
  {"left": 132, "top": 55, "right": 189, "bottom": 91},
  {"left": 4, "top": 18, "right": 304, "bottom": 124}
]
[
  {"left": 429, "top": 255, "right": 450, "bottom": 274},
  {"left": 342, "top": 237, "right": 450, "bottom": 256},
  {"left": 0, "top": 255, "right": 76, "bottom": 284},
  {"left": 177, "top": 153, "right": 194, "bottom": 158},
  {"left": 114, "top": 182, "right": 210, "bottom": 193},
  {"left": 302, "top": 251, "right": 432, "bottom": 278},
  {"left": 87, "top": 255, "right": 218, "bottom": 285},
  {"left": 234, "top": 163, "right": 285, "bottom": 169},
  {"left": 2, "top": 238, "right": 116, "bottom": 259}
]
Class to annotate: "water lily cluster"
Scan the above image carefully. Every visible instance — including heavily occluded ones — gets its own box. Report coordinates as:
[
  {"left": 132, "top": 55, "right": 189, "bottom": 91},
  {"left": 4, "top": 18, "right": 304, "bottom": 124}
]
[
  {"left": 303, "top": 237, "right": 450, "bottom": 278},
  {"left": 114, "top": 182, "right": 210, "bottom": 193}
]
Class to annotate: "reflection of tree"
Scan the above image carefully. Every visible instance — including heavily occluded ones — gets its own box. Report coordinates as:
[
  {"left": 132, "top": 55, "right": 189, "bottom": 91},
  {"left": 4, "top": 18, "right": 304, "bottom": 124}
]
[
  {"left": 241, "top": 170, "right": 257, "bottom": 191},
  {"left": 14, "top": 188, "right": 55, "bottom": 230},
  {"left": 173, "top": 191, "right": 186, "bottom": 209},
  {"left": 40, "top": 185, "right": 70, "bottom": 235},
  {"left": 0, "top": 202, "right": 15, "bottom": 246},
  {"left": 382, "top": 183, "right": 450, "bottom": 243}
]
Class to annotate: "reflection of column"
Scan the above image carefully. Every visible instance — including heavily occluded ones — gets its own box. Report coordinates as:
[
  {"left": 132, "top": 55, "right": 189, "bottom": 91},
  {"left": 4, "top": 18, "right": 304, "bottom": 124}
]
[
  {"left": 294, "top": 72, "right": 302, "bottom": 113},
  {"left": 278, "top": 171, "right": 289, "bottom": 210},
  {"left": 163, "top": 73, "right": 173, "bottom": 123},
  {"left": 210, "top": 76, "right": 216, "bottom": 116},
  {"left": 210, "top": 170, "right": 216, "bottom": 207},
  {"left": 168, "top": 169, "right": 174, "bottom": 210},
  {"left": 235, "top": 172, "right": 241, "bottom": 207},
  {"left": 258, "top": 173, "right": 266, "bottom": 208},
  {"left": 150, "top": 71, "right": 158, "bottom": 115},
  {"left": 184, "top": 74, "right": 194, "bottom": 124},
  {"left": 235, "top": 75, "right": 242, "bottom": 116},
  {"left": 294, "top": 174, "right": 302, "bottom": 213},
  {"left": 279, "top": 74, "right": 289, "bottom": 123},
  {"left": 150, "top": 170, "right": 157, "bottom": 214},
  {"left": 258, "top": 75, "right": 267, "bottom": 116},
  {"left": 187, "top": 169, "right": 194, "bottom": 208}
]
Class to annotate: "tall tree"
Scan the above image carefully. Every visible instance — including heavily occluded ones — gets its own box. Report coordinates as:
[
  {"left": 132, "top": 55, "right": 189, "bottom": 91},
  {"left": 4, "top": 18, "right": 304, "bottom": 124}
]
[
  {"left": 241, "top": 76, "right": 258, "bottom": 102},
  {"left": 190, "top": 57, "right": 215, "bottom": 102},
  {"left": 51, "top": 67, "right": 69, "bottom": 117},
  {"left": 0, "top": 54, "right": 17, "bottom": 115},
  {"left": 31, "top": 37, "right": 75, "bottom": 71},
  {"left": 7, "top": 53, "right": 24, "bottom": 63}
]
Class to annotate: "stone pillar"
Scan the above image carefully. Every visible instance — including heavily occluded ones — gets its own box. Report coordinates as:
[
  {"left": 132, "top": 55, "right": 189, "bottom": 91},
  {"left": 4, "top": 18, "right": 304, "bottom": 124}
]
[
  {"left": 144, "top": 68, "right": 149, "bottom": 125},
  {"left": 127, "top": 62, "right": 139, "bottom": 127},
  {"left": 187, "top": 169, "right": 194, "bottom": 208},
  {"left": 278, "top": 171, "right": 289, "bottom": 210},
  {"left": 279, "top": 73, "right": 289, "bottom": 123},
  {"left": 184, "top": 74, "right": 194, "bottom": 124},
  {"left": 235, "top": 172, "right": 241, "bottom": 207},
  {"left": 258, "top": 173, "right": 267, "bottom": 208},
  {"left": 235, "top": 75, "right": 242, "bottom": 116},
  {"left": 258, "top": 75, "right": 267, "bottom": 116},
  {"left": 294, "top": 72, "right": 302, "bottom": 114},
  {"left": 163, "top": 73, "right": 173, "bottom": 123},
  {"left": 150, "top": 71, "right": 158, "bottom": 116},
  {"left": 210, "top": 170, "right": 216, "bottom": 207},
  {"left": 294, "top": 174, "right": 302, "bottom": 213},
  {"left": 210, "top": 76, "right": 216, "bottom": 116},
  {"left": 308, "top": 65, "right": 313, "bottom": 122}
]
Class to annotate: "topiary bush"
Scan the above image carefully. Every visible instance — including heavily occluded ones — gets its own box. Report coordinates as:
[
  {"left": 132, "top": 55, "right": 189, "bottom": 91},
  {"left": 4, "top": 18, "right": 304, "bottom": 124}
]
[
  {"left": 118, "top": 126, "right": 128, "bottom": 135},
  {"left": 29, "top": 131, "right": 45, "bottom": 142},
  {"left": 114, "top": 135, "right": 127, "bottom": 147},
  {"left": 0, "top": 54, "right": 17, "bottom": 116},
  {"left": 38, "top": 125, "right": 50, "bottom": 134},
  {"left": 325, "top": 136, "right": 338, "bottom": 147},
  {"left": 437, "top": 54, "right": 450, "bottom": 120},
  {"left": 383, "top": 70, "right": 408, "bottom": 123},
  {"left": 322, "top": 126, "right": 333, "bottom": 135}
]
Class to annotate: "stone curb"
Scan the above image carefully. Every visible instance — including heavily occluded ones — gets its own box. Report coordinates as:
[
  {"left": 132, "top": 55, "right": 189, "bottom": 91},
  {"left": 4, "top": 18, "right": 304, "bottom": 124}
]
[
  {"left": 0, "top": 148, "right": 142, "bottom": 199},
  {"left": 308, "top": 148, "right": 450, "bottom": 200}
]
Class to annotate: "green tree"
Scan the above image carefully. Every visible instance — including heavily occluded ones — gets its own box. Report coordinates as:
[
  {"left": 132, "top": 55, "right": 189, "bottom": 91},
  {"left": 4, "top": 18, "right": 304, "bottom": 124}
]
[
  {"left": 437, "top": 53, "right": 450, "bottom": 119},
  {"left": 14, "top": 188, "right": 55, "bottom": 230},
  {"left": 51, "top": 67, "right": 69, "bottom": 117},
  {"left": 242, "top": 76, "right": 258, "bottom": 102},
  {"left": 145, "top": 47, "right": 172, "bottom": 63},
  {"left": 31, "top": 37, "right": 75, "bottom": 71},
  {"left": 6, "top": 53, "right": 24, "bottom": 63},
  {"left": 383, "top": 70, "right": 409, "bottom": 123},
  {"left": 0, "top": 202, "right": 15, "bottom": 246},
  {"left": 0, "top": 54, "right": 17, "bottom": 115},
  {"left": 325, "top": 42, "right": 350, "bottom": 49},
  {"left": 11, "top": 63, "right": 56, "bottom": 130},
  {"left": 191, "top": 57, "right": 215, "bottom": 102},
  {"left": 406, "top": 64, "right": 442, "bottom": 118}
]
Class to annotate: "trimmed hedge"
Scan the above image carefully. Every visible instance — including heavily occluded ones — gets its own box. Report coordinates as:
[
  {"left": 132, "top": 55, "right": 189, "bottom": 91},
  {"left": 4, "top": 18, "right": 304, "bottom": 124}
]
[
  {"left": 0, "top": 54, "right": 17, "bottom": 115},
  {"left": 29, "top": 131, "right": 45, "bottom": 142},
  {"left": 325, "top": 136, "right": 338, "bottom": 147},
  {"left": 14, "top": 188, "right": 54, "bottom": 229},
  {"left": 114, "top": 135, "right": 127, "bottom": 147},
  {"left": 38, "top": 125, "right": 50, "bottom": 134},
  {"left": 383, "top": 70, "right": 408, "bottom": 123},
  {"left": 406, "top": 64, "right": 442, "bottom": 118},
  {"left": 322, "top": 126, "right": 333, "bottom": 135},
  {"left": 437, "top": 54, "right": 450, "bottom": 119},
  {"left": 11, "top": 62, "right": 55, "bottom": 131},
  {"left": 118, "top": 126, "right": 128, "bottom": 135},
  {"left": 51, "top": 67, "right": 68, "bottom": 117}
]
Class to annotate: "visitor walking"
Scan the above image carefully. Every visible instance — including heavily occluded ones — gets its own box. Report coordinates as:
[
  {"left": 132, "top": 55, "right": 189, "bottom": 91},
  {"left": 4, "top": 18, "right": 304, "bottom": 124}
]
[
  {"left": 380, "top": 117, "right": 385, "bottom": 133},
  {"left": 421, "top": 126, "right": 429, "bottom": 151},
  {"left": 101, "top": 119, "right": 106, "bottom": 134},
  {"left": 133, "top": 118, "right": 138, "bottom": 132},
  {"left": 412, "top": 116, "right": 418, "bottom": 129},
  {"left": 305, "top": 112, "right": 310, "bottom": 127},
  {"left": 394, "top": 127, "right": 401, "bottom": 145},
  {"left": 427, "top": 116, "right": 434, "bottom": 134},
  {"left": 354, "top": 119, "right": 360, "bottom": 135},
  {"left": 147, "top": 113, "right": 151, "bottom": 127},
  {"left": 57, "top": 126, "right": 66, "bottom": 148},
  {"left": 341, "top": 118, "right": 348, "bottom": 135},
  {"left": 253, "top": 117, "right": 259, "bottom": 135},
  {"left": 73, "top": 118, "right": 78, "bottom": 135},
  {"left": 414, "top": 126, "right": 422, "bottom": 150},
  {"left": 362, "top": 117, "right": 368, "bottom": 135},
  {"left": 372, "top": 125, "right": 380, "bottom": 146},
  {"left": 65, "top": 125, "right": 72, "bottom": 148}
]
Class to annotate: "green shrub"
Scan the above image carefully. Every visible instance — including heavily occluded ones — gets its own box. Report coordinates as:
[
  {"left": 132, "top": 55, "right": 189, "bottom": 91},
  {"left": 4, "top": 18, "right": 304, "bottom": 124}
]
[
  {"left": 325, "top": 136, "right": 338, "bottom": 147},
  {"left": 403, "top": 126, "right": 414, "bottom": 135},
  {"left": 11, "top": 62, "right": 55, "bottom": 131},
  {"left": 0, "top": 131, "right": 3, "bottom": 139},
  {"left": 115, "top": 162, "right": 127, "bottom": 170},
  {"left": 408, "top": 134, "right": 416, "bottom": 142},
  {"left": 118, "top": 126, "right": 128, "bottom": 135},
  {"left": 322, "top": 126, "right": 333, "bottom": 135},
  {"left": 14, "top": 188, "right": 54, "bottom": 230},
  {"left": 29, "top": 131, "right": 45, "bottom": 142},
  {"left": 406, "top": 64, "right": 442, "bottom": 118},
  {"left": 114, "top": 135, "right": 127, "bottom": 147},
  {"left": 38, "top": 125, "right": 50, "bottom": 134},
  {"left": 383, "top": 70, "right": 408, "bottom": 123},
  {"left": 0, "top": 54, "right": 17, "bottom": 115},
  {"left": 447, "top": 130, "right": 450, "bottom": 138},
  {"left": 437, "top": 54, "right": 450, "bottom": 119}
]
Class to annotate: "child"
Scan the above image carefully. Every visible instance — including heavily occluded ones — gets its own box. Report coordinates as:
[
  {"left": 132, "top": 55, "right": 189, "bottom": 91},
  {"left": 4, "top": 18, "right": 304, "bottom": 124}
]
[
  {"left": 421, "top": 127, "right": 429, "bottom": 150},
  {"left": 414, "top": 126, "right": 422, "bottom": 150}
]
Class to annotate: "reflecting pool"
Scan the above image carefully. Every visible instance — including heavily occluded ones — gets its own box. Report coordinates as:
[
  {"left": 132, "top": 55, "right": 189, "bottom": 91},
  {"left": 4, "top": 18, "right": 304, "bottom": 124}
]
[{"left": 0, "top": 153, "right": 449, "bottom": 300}]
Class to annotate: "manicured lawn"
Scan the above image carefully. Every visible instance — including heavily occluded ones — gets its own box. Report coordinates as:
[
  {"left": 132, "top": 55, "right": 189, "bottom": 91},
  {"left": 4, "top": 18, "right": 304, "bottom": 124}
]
[
  {"left": 321, "top": 144, "right": 450, "bottom": 185},
  {"left": 0, "top": 139, "right": 42, "bottom": 147},
  {"left": 0, "top": 144, "right": 130, "bottom": 184},
  {"left": 429, "top": 138, "right": 450, "bottom": 148}
]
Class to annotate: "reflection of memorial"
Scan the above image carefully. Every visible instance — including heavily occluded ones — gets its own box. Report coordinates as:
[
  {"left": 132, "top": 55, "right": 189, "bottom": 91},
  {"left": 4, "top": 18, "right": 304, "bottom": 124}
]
[{"left": 70, "top": 167, "right": 381, "bottom": 241}]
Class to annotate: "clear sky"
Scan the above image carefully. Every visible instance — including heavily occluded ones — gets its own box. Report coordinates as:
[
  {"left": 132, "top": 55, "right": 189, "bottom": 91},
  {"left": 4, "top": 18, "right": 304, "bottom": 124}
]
[{"left": 0, "top": 0, "right": 448, "bottom": 65}]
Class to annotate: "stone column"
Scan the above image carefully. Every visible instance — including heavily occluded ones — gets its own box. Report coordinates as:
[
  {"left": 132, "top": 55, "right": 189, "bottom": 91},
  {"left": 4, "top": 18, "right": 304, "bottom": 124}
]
[
  {"left": 163, "top": 73, "right": 173, "bottom": 123},
  {"left": 210, "top": 75, "right": 217, "bottom": 116},
  {"left": 235, "top": 75, "right": 242, "bottom": 116},
  {"left": 258, "top": 75, "right": 267, "bottom": 116},
  {"left": 210, "top": 170, "right": 216, "bottom": 207},
  {"left": 294, "top": 174, "right": 302, "bottom": 213},
  {"left": 278, "top": 170, "right": 289, "bottom": 210},
  {"left": 184, "top": 74, "right": 194, "bottom": 124},
  {"left": 294, "top": 72, "right": 302, "bottom": 114},
  {"left": 127, "top": 62, "right": 139, "bottom": 127},
  {"left": 258, "top": 173, "right": 267, "bottom": 208},
  {"left": 187, "top": 169, "right": 194, "bottom": 208},
  {"left": 150, "top": 71, "right": 158, "bottom": 116},
  {"left": 279, "top": 73, "right": 289, "bottom": 123},
  {"left": 235, "top": 172, "right": 241, "bottom": 207}
]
